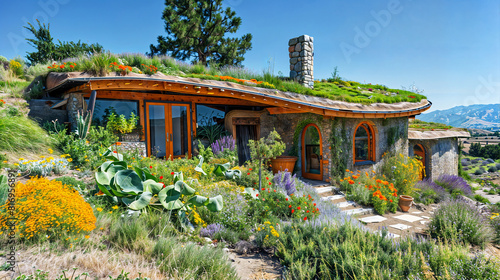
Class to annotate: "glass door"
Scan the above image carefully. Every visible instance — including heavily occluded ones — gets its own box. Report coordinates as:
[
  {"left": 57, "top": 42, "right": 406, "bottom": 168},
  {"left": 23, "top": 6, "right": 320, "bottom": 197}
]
[
  {"left": 301, "top": 124, "right": 323, "bottom": 180},
  {"left": 146, "top": 102, "right": 191, "bottom": 159}
]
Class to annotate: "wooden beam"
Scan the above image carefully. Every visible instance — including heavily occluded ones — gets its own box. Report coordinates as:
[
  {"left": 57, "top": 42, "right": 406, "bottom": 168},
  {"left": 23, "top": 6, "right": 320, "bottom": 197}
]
[{"left": 266, "top": 107, "right": 306, "bottom": 114}]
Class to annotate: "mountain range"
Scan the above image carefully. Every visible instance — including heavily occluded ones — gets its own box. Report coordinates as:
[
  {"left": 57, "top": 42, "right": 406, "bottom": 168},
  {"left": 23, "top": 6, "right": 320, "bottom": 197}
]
[{"left": 417, "top": 104, "right": 500, "bottom": 130}]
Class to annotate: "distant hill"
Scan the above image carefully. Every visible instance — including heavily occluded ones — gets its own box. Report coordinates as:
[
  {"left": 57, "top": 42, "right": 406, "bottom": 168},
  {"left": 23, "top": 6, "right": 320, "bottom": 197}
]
[{"left": 417, "top": 104, "right": 500, "bottom": 130}]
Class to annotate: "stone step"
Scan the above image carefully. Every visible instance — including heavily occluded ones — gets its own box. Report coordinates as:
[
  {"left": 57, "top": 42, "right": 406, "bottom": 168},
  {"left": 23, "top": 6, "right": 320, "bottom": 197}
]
[
  {"left": 343, "top": 208, "right": 374, "bottom": 216},
  {"left": 314, "top": 186, "right": 333, "bottom": 194},
  {"left": 320, "top": 194, "right": 345, "bottom": 202},
  {"left": 336, "top": 201, "right": 356, "bottom": 208}
]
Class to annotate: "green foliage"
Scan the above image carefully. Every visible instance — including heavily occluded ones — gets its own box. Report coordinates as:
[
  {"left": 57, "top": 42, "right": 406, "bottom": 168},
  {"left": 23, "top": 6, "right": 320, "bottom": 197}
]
[
  {"left": 75, "top": 110, "right": 91, "bottom": 140},
  {"left": 409, "top": 119, "right": 453, "bottom": 130},
  {"left": 248, "top": 129, "right": 285, "bottom": 190},
  {"left": 152, "top": 236, "right": 238, "bottom": 279},
  {"left": 106, "top": 112, "right": 139, "bottom": 134},
  {"left": 329, "top": 118, "right": 350, "bottom": 181},
  {"left": 149, "top": 0, "right": 252, "bottom": 66},
  {"left": 197, "top": 140, "right": 214, "bottom": 163},
  {"left": 108, "top": 216, "right": 149, "bottom": 252},
  {"left": 0, "top": 175, "right": 8, "bottom": 205},
  {"left": 0, "top": 113, "right": 52, "bottom": 154},
  {"left": 26, "top": 76, "right": 45, "bottom": 99},
  {"left": 54, "top": 176, "right": 87, "bottom": 191},
  {"left": 474, "top": 194, "right": 490, "bottom": 204},
  {"left": 429, "top": 200, "right": 493, "bottom": 247},
  {"left": 469, "top": 142, "right": 500, "bottom": 160},
  {"left": 379, "top": 153, "right": 423, "bottom": 196},
  {"left": 345, "top": 182, "right": 371, "bottom": 206},
  {"left": 24, "top": 20, "right": 103, "bottom": 65},
  {"left": 276, "top": 221, "right": 499, "bottom": 279}
]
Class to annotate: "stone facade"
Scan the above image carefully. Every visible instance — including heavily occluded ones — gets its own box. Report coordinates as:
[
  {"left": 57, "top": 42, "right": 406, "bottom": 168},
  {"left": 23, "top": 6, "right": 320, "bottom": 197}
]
[
  {"left": 260, "top": 111, "right": 409, "bottom": 182},
  {"left": 67, "top": 92, "right": 85, "bottom": 131},
  {"left": 289, "top": 35, "right": 314, "bottom": 88},
  {"left": 120, "top": 141, "right": 147, "bottom": 158},
  {"left": 409, "top": 138, "right": 459, "bottom": 180},
  {"left": 28, "top": 99, "right": 68, "bottom": 125}
]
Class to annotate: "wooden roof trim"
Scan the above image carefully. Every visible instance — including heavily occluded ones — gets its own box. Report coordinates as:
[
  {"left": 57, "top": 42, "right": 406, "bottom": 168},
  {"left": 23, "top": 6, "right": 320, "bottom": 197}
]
[{"left": 64, "top": 78, "right": 432, "bottom": 118}]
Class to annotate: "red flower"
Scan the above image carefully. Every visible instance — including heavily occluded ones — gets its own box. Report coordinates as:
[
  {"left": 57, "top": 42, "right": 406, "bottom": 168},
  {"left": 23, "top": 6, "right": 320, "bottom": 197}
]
[
  {"left": 268, "top": 182, "right": 271, "bottom": 185},
  {"left": 306, "top": 210, "right": 310, "bottom": 213},
  {"left": 254, "top": 182, "right": 257, "bottom": 184},
  {"left": 266, "top": 177, "right": 269, "bottom": 180},
  {"left": 70, "top": 65, "right": 74, "bottom": 68},
  {"left": 273, "top": 190, "right": 276, "bottom": 192},
  {"left": 149, "top": 166, "right": 153, "bottom": 169},
  {"left": 313, "top": 203, "right": 316, "bottom": 206},
  {"left": 286, "top": 198, "right": 289, "bottom": 201},
  {"left": 247, "top": 173, "right": 250, "bottom": 175},
  {"left": 288, "top": 205, "right": 292, "bottom": 208},
  {"left": 159, "top": 176, "right": 163, "bottom": 179},
  {"left": 303, "top": 217, "right": 307, "bottom": 221},
  {"left": 256, "top": 194, "right": 259, "bottom": 197},
  {"left": 291, "top": 209, "right": 295, "bottom": 213},
  {"left": 171, "top": 172, "right": 175, "bottom": 175},
  {"left": 249, "top": 168, "right": 252, "bottom": 171},
  {"left": 390, "top": 199, "right": 393, "bottom": 203},
  {"left": 113, "top": 151, "right": 117, "bottom": 153},
  {"left": 162, "top": 183, "right": 166, "bottom": 188},
  {"left": 262, "top": 188, "right": 265, "bottom": 191},
  {"left": 297, "top": 206, "right": 301, "bottom": 210}
]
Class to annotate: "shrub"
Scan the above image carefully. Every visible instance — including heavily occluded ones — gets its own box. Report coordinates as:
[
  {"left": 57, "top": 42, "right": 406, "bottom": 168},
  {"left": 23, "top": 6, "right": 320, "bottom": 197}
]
[
  {"left": 346, "top": 182, "right": 371, "bottom": 206},
  {"left": 434, "top": 174, "right": 472, "bottom": 196},
  {"left": 273, "top": 170, "right": 296, "bottom": 196},
  {"left": 415, "top": 179, "right": 449, "bottom": 204},
  {"left": 54, "top": 176, "right": 87, "bottom": 191},
  {"left": 0, "top": 114, "right": 52, "bottom": 154},
  {"left": 0, "top": 177, "right": 96, "bottom": 241},
  {"left": 428, "top": 199, "right": 493, "bottom": 247},
  {"left": 152, "top": 237, "right": 238, "bottom": 279},
  {"left": 496, "top": 163, "right": 500, "bottom": 170},
  {"left": 474, "top": 168, "right": 485, "bottom": 175},
  {"left": 488, "top": 166, "right": 497, "bottom": 172},
  {"left": 489, "top": 204, "right": 500, "bottom": 244},
  {"left": 200, "top": 223, "right": 225, "bottom": 239},
  {"left": 474, "top": 194, "right": 490, "bottom": 204},
  {"left": 108, "top": 216, "right": 149, "bottom": 252},
  {"left": 379, "top": 153, "right": 423, "bottom": 196}
]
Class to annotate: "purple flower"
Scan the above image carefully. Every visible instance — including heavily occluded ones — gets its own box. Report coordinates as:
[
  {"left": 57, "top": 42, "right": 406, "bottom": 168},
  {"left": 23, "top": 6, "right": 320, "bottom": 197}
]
[
  {"left": 273, "top": 170, "right": 296, "bottom": 195},
  {"left": 434, "top": 174, "right": 472, "bottom": 196},
  {"left": 211, "top": 136, "right": 236, "bottom": 156},
  {"left": 200, "top": 223, "right": 225, "bottom": 239},
  {"left": 416, "top": 178, "right": 449, "bottom": 202}
]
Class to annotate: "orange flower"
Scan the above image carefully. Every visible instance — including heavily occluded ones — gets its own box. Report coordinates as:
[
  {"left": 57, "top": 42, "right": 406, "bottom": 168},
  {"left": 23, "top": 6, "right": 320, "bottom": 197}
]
[
  {"left": 352, "top": 175, "right": 358, "bottom": 179},
  {"left": 115, "top": 142, "right": 122, "bottom": 146},
  {"left": 348, "top": 180, "right": 355, "bottom": 185}
]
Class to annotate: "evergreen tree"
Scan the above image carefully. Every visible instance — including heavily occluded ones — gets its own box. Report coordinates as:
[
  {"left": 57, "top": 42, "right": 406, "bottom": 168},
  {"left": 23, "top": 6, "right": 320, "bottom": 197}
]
[
  {"left": 24, "top": 20, "right": 104, "bottom": 65},
  {"left": 149, "top": 0, "right": 252, "bottom": 66}
]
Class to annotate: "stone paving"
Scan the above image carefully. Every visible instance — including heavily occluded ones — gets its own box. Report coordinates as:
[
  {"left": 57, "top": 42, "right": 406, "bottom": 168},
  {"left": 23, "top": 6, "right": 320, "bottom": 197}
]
[{"left": 310, "top": 180, "right": 437, "bottom": 238}]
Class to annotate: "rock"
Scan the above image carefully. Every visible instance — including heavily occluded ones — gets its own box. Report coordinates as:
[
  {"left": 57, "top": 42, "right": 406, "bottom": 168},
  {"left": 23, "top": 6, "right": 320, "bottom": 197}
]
[
  {"left": 289, "top": 38, "right": 298, "bottom": 46},
  {"left": 295, "top": 43, "right": 302, "bottom": 52},
  {"left": 413, "top": 203, "right": 427, "bottom": 211},
  {"left": 292, "top": 52, "right": 300, "bottom": 57},
  {"left": 204, "top": 237, "right": 212, "bottom": 243},
  {"left": 234, "top": 240, "right": 255, "bottom": 255},
  {"left": 294, "top": 62, "right": 302, "bottom": 72},
  {"left": 288, "top": 45, "right": 294, "bottom": 52},
  {"left": 290, "top": 57, "right": 298, "bottom": 64},
  {"left": 290, "top": 71, "right": 297, "bottom": 79},
  {"left": 299, "top": 35, "right": 310, "bottom": 42}
]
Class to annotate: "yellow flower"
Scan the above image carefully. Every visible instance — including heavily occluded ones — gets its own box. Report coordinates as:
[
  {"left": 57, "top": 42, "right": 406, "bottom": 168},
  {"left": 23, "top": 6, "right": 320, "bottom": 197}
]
[
  {"left": 48, "top": 149, "right": 53, "bottom": 154},
  {"left": 67, "top": 158, "right": 73, "bottom": 162},
  {"left": 96, "top": 207, "right": 103, "bottom": 212},
  {"left": 19, "top": 158, "right": 24, "bottom": 161},
  {"left": 2, "top": 161, "right": 7, "bottom": 163},
  {"left": 85, "top": 235, "right": 90, "bottom": 239},
  {"left": 112, "top": 205, "right": 119, "bottom": 210},
  {"left": 108, "top": 211, "right": 113, "bottom": 214},
  {"left": 40, "top": 156, "right": 45, "bottom": 159},
  {"left": 14, "top": 163, "right": 19, "bottom": 166}
]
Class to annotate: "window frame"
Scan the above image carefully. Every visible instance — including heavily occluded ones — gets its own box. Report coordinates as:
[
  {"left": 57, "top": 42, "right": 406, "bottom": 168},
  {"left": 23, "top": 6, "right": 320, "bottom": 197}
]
[{"left": 353, "top": 121, "right": 376, "bottom": 164}]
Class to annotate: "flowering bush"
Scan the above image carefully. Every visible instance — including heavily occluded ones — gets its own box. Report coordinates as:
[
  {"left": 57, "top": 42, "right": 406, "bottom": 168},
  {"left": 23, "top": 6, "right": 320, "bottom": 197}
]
[
  {"left": 9, "top": 59, "right": 23, "bottom": 76},
  {"left": 0, "top": 177, "right": 96, "bottom": 240},
  {"left": 429, "top": 199, "right": 493, "bottom": 247},
  {"left": 211, "top": 136, "right": 237, "bottom": 165},
  {"left": 379, "top": 153, "right": 423, "bottom": 196},
  {"left": 434, "top": 174, "right": 472, "bottom": 197},
  {"left": 109, "top": 62, "right": 132, "bottom": 75},
  {"left": 200, "top": 223, "right": 225, "bottom": 239},
  {"left": 415, "top": 178, "right": 449, "bottom": 204},
  {"left": 140, "top": 64, "right": 158, "bottom": 75},
  {"left": 17, "top": 155, "right": 70, "bottom": 177},
  {"left": 47, "top": 61, "right": 78, "bottom": 72},
  {"left": 273, "top": 170, "right": 296, "bottom": 196},
  {"left": 342, "top": 169, "right": 398, "bottom": 214},
  {"left": 255, "top": 220, "right": 280, "bottom": 247}
]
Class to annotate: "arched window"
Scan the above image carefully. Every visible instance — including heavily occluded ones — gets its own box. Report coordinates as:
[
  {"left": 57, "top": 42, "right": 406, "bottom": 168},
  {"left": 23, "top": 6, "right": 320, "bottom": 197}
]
[{"left": 353, "top": 122, "right": 375, "bottom": 163}]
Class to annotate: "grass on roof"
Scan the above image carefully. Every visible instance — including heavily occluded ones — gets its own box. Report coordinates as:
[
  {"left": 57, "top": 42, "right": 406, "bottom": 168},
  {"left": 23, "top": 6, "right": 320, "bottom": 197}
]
[
  {"left": 409, "top": 119, "right": 455, "bottom": 130},
  {"left": 19, "top": 52, "right": 427, "bottom": 104}
]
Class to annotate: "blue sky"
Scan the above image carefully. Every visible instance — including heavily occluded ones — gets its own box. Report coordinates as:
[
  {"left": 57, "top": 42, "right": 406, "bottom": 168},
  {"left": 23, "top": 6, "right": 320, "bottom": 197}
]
[{"left": 1, "top": 0, "right": 499, "bottom": 112}]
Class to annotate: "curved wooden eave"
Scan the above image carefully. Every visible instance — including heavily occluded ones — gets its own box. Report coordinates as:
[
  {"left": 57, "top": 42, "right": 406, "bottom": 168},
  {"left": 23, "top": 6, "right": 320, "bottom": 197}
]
[{"left": 61, "top": 76, "right": 432, "bottom": 118}]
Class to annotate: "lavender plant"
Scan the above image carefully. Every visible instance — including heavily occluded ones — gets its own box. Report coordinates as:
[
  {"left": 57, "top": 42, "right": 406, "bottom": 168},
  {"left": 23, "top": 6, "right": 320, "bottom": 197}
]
[
  {"left": 434, "top": 174, "right": 472, "bottom": 196},
  {"left": 429, "top": 199, "right": 493, "bottom": 247},
  {"left": 211, "top": 136, "right": 236, "bottom": 156},
  {"left": 273, "top": 170, "right": 296, "bottom": 195},
  {"left": 415, "top": 178, "right": 449, "bottom": 204},
  {"left": 200, "top": 223, "right": 225, "bottom": 239}
]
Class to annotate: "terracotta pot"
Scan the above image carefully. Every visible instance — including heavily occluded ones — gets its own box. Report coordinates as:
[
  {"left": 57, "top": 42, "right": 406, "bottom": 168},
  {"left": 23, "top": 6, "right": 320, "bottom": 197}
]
[
  {"left": 399, "top": 195, "right": 414, "bottom": 212},
  {"left": 271, "top": 156, "right": 298, "bottom": 174}
]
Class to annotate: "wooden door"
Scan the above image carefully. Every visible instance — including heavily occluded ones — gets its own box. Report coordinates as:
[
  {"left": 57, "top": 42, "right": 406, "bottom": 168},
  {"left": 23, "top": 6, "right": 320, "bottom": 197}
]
[{"left": 301, "top": 124, "right": 323, "bottom": 180}]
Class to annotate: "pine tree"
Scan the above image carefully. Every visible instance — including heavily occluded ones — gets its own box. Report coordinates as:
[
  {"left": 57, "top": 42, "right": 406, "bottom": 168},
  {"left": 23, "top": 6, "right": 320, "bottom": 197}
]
[
  {"left": 24, "top": 20, "right": 104, "bottom": 65},
  {"left": 149, "top": 0, "right": 252, "bottom": 66}
]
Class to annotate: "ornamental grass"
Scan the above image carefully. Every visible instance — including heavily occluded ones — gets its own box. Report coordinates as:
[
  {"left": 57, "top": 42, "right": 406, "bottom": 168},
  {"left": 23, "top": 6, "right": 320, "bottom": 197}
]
[{"left": 0, "top": 177, "right": 96, "bottom": 241}]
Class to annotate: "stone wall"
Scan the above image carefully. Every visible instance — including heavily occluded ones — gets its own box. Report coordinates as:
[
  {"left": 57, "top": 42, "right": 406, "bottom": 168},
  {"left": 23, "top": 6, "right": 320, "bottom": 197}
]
[
  {"left": 260, "top": 111, "right": 409, "bottom": 182},
  {"left": 120, "top": 141, "right": 147, "bottom": 158},
  {"left": 28, "top": 99, "right": 68, "bottom": 125},
  {"left": 409, "top": 138, "right": 459, "bottom": 180},
  {"left": 289, "top": 35, "right": 314, "bottom": 88},
  {"left": 67, "top": 92, "right": 85, "bottom": 131}
]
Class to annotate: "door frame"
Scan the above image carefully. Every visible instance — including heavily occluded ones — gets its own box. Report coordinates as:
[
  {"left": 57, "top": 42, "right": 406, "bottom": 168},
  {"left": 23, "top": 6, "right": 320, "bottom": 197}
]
[
  {"left": 145, "top": 101, "right": 192, "bottom": 159},
  {"left": 301, "top": 123, "right": 323, "bottom": 180},
  {"left": 413, "top": 144, "right": 426, "bottom": 179}
]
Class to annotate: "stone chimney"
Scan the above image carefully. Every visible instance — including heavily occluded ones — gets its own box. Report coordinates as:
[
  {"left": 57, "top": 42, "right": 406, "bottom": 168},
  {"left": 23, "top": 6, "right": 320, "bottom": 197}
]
[{"left": 289, "top": 35, "right": 314, "bottom": 88}]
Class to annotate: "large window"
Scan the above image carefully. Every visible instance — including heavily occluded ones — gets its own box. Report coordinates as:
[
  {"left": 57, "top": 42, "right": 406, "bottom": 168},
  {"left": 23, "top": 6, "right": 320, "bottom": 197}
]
[
  {"left": 354, "top": 122, "right": 375, "bottom": 163},
  {"left": 85, "top": 99, "right": 139, "bottom": 126}
]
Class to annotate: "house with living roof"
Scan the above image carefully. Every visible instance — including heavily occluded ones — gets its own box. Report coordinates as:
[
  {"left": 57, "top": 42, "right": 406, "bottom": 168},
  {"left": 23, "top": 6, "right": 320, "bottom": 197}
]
[{"left": 31, "top": 35, "right": 465, "bottom": 182}]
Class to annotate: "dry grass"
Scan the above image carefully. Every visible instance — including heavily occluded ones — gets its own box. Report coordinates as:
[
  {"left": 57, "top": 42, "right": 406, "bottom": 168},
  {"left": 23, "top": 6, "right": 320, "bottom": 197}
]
[{"left": 0, "top": 246, "right": 164, "bottom": 279}]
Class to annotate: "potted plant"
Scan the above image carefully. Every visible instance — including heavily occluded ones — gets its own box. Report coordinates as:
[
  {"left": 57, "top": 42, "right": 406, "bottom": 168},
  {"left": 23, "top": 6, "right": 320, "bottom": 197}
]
[
  {"left": 271, "top": 155, "right": 298, "bottom": 174},
  {"left": 399, "top": 195, "right": 414, "bottom": 212}
]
